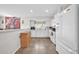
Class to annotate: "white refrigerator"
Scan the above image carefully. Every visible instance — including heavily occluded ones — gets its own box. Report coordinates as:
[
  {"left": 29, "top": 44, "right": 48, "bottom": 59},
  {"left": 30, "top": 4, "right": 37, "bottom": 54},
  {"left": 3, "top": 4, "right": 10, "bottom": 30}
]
[{"left": 56, "top": 5, "right": 79, "bottom": 54}]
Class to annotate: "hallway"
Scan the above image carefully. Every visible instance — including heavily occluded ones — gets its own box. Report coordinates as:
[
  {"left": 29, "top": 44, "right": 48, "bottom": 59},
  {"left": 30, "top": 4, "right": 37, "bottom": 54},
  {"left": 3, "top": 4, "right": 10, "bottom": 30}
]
[{"left": 16, "top": 38, "right": 57, "bottom": 54}]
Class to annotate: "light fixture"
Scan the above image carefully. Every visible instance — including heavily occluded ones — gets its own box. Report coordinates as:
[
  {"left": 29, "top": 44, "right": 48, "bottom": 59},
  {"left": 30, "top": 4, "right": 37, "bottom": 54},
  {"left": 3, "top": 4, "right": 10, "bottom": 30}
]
[
  {"left": 30, "top": 9, "right": 33, "bottom": 13},
  {"left": 45, "top": 10, "right": 49, "bottom": 13},
  {"left": 63, "top": 10, "right": 67, "bottom": 14},
  {"left": 63, "top": 8, "right": 70, "bottom": 14}
]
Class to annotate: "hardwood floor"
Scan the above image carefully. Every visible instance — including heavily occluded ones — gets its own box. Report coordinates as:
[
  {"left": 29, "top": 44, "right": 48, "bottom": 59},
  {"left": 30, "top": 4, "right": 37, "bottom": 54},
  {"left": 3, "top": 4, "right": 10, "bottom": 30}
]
[{"left": 15, "top": 38, "right": 57, "bottom": 54}]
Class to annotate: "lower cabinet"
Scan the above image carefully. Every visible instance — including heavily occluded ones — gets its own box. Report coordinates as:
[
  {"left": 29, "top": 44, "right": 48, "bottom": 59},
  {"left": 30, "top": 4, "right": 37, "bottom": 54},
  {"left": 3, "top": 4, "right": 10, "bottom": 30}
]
[{"left": 20, "top": 32, "right": 31, "bottom": 48}]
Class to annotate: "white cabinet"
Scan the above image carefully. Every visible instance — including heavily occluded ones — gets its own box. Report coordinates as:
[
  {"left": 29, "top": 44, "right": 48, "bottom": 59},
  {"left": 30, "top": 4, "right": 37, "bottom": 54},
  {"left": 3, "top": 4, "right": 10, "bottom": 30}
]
[
  {"left": 49, "top": 30, "right": 53, "bottom": 42},
  {"left": 49, "top": 29, "right": 56, "bottom": 44},
  {"left": 56, "top": 5, "right": 78, "bottom": 54},
  {"left": 30, "top": 19, "right": 50, "bottom": 37},
  {"left": 31, "top": 29, "right": 49, "bottom": 37}
]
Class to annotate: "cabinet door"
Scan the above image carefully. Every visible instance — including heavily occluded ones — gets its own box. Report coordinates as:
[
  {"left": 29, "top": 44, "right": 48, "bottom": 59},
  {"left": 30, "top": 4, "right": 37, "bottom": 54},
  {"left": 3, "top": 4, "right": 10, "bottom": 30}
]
[
  {"left": 20, "top": 35, "right": 27, "bottom": 48},
  {"left": 20, "top": 33, "right": 31, "bottom": 48},
  {"left": 56, "top": 5, "right": 78, "bottom": 54}
]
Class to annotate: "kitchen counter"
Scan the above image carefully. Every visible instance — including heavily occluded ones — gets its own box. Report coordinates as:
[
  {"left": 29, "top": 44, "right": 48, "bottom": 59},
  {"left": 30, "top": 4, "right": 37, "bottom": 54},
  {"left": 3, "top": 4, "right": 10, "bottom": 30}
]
[{"left": 0, "top": 29, "right": 30, "bottom": 32}]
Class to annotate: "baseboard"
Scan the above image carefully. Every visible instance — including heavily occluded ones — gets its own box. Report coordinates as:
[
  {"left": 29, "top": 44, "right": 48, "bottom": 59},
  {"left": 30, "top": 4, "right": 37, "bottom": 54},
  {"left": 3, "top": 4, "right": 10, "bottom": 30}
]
[
  {"left": 56, "top": 51, "right": 59, "bottom": 54},
  {"left": 31, "top": 37, "right": 50, "bottom": 39},
  {"left": 12, "top": 47, "right": 20, "bottom": 54}
]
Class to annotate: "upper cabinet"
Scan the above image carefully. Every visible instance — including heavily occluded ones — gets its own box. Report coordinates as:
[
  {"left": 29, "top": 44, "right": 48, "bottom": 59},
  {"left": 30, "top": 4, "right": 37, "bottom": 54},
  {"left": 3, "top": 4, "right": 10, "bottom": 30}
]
[{"left": 30, "top": 19, "right": 50, "bottom": 30}]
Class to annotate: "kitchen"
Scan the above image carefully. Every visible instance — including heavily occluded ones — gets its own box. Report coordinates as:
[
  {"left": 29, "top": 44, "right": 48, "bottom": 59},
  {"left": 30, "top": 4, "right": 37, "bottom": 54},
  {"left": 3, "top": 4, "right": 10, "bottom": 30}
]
[{"left": 0, "top": 4, "right": 79, "bottom": 54}]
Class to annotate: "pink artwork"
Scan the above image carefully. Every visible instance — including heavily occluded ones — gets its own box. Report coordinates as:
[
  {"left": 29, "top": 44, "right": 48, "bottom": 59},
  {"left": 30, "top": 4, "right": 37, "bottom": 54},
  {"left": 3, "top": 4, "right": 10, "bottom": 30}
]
[{"left": 5, "top": 17, "right": 20, "bottom": 29}]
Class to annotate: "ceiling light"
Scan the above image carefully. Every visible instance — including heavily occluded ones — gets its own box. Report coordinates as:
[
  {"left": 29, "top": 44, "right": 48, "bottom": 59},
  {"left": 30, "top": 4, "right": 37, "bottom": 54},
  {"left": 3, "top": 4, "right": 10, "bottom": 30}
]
[
  {"left": 45, "top": 10, "right": 49, "bottom": 13},
  {"left": 63, "top": 10, "right": 67, "bottom": 14},
  {"left": 30, "top": 10, "right": 33, "bottom": 13}
]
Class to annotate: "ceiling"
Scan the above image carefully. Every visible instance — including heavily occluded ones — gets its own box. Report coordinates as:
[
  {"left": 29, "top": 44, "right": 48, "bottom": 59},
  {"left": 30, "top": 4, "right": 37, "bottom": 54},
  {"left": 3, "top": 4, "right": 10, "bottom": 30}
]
[{"left": 0, "top": 4, "right": 70, "bottom": 18}]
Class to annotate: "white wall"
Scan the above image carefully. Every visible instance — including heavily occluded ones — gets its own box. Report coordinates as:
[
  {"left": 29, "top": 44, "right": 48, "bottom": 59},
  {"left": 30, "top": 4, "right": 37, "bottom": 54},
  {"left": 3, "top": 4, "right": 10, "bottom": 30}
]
[
  {"left": 0, "top": 29, "right": 28, "bottom": 54},
  {"left": 56, "top": 5, "right": 78, "bottom": 54},
  {"left": 21, "top": 17, "right": 30, "bottom": 29},
  {"left": 0, "top": 16, "right": 5, "bottom": 29}
]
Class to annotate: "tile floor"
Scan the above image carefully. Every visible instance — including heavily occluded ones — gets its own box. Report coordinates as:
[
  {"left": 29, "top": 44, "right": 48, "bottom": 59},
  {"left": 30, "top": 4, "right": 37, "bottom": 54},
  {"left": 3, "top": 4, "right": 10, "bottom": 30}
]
[{"left": 15, "top": 38, "right": 57, "bottom": 54}]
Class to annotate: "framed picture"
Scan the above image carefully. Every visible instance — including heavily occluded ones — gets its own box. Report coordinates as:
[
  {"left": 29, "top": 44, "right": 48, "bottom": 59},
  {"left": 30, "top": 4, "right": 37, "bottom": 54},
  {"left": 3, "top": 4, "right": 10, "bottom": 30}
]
[{"left": 5, "top": 17, "right": 20, "bottom": 29}]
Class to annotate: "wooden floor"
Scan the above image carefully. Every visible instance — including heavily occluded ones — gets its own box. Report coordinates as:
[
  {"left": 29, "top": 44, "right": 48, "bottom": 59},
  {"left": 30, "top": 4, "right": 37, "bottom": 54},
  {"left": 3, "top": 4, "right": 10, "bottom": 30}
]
[{"left": 15, "top": 38, "right": 57, "bottom": 54}]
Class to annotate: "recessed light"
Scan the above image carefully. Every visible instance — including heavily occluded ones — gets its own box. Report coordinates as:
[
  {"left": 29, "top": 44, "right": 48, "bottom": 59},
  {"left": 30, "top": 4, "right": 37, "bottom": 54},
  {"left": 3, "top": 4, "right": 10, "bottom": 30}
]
[
  {"left": 63, "top": 10, "right": 67, "bottom": 14},
  {"left": 45, "top": 10, "right": 49, "bottom": 13},
  {"left": 30, "top": 10, "right": 33, "bottom": 13}
]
